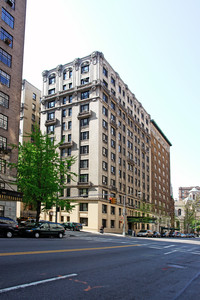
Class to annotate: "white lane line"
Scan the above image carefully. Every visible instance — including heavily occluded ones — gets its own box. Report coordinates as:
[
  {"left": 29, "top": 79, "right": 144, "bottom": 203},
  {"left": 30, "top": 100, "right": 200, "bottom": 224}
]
[
  {"left": 163, "top": 245, "right": 175, "bottom": 248},
  {"left": 191, "top": 252, "right": 200, "bottom": 255},
  {"left": 164, "top": 250, "right": 177, "bottom": 255},
  {"left": 0, "top": 273, "right": 77, "bottom": 294}
]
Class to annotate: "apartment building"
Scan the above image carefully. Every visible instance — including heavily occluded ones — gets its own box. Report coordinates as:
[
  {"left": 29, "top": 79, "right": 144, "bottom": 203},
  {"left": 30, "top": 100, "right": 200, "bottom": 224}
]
[
  {"left": 19, "top": 79, "right": 41, "bottom": 218},
  {"left": 150, "top": 120, "right": 173, "bottom": 232},
  {"left": 19, "top": 79, "right": 41, "bottom": 144},
  {"left": 179, "top": 186, "right": 200, "bottom": 201},
  {"left": 0, "top": 0, "right": 26, "bottom": 219},
  {"left": 40, "top": 51, "right": 153, "bottom": 233}
]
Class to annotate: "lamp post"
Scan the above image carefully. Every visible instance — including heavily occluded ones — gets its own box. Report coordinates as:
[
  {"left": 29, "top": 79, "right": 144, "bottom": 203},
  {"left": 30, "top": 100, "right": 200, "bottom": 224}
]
[{"left": 123, "top": 195, "right": 126, "bottom": 236}]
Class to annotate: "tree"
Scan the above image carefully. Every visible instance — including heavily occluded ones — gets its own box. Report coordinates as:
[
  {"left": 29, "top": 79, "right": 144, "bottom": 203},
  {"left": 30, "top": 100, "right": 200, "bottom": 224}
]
[
  {"left": 10, "top": 126, "right": 76, "bottom": 222},
  {"left": 184, "top": 196, "right": 200, "bottom": 233}
]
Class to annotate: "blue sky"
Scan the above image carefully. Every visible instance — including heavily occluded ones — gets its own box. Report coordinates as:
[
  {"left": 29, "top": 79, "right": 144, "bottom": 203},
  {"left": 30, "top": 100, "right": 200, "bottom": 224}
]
[{"left": 23, "top": 0, "right": 200, "bottom": 199}]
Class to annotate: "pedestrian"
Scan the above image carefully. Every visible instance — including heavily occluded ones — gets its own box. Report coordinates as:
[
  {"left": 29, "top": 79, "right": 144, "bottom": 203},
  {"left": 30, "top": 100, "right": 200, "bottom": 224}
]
[
  {"left": 132, "top": 230, "right": 135, "bottom": 237},
  {"left": 100, "top": 225, "right": 104, "bottom": 234}
]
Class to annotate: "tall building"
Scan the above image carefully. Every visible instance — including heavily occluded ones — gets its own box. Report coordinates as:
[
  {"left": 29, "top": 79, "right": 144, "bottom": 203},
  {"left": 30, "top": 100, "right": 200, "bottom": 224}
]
[
  {"left": 0, "top": 0, "right": 26, "bottom": 219},
  {"left": 40, "top": 51, "right": 170, "bottom": 233},
  {"left": 150, "top": 120, "right": 174, "bottom": 232},
  {"left": 19, "top": 79, "right": 41, "bottom": 144}
]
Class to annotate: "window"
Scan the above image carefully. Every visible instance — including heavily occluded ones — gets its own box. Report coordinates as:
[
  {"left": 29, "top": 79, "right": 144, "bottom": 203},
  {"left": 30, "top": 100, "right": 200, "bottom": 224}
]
[
  {"left": 48, "top": 88, "right": 55, "bottom": 95},
  {"left": 80, "top": 145, "right": 89, "bottom": 154},
  {"left": 32, "top": 114, "right": 35, "bottom": 121},
  {"left": 68, "top": 121, "right": 72, "bottom": 129},
  {"left": 49, "top": 75, "right": 55, "bottom": 85},
  {"left": 111, "top": 166, "right": 115, "bottom": 175},
  {"left": 33, "top": 93, "right": 36, "bottom": 100},
  {"left": 81, "top": 64, "right": 89, "bottom": 73},
  {"left": 32, "top": 103, "right": 36, "bottom": 111},
  {"left": 80, "top": 131, "right": 89, "bottom": 140},
  {"left": 69, "top": 95, "right": 72, "bottom": 103},
  {"left": 48, "top": 112, "right": 55, "bottom": 120},
  {"left": 63, "top": 70, "right": 67, "bottom": 80},
  {"left": 0, "top": 48, "right": 11, "bottom": 67},
  {"left": 68, "top": 134, "right": 71, "bottom": 142},
  {"left": 111, "top": 139, "right": 115, "bottom": 149},
  {"left": 80, "top": 118, "right": 89, "bottom": 127},
  {"left": 103, "top": 80, "right": 108, "bottom": 88},
  {"left": 80, "top": 203, "right": 88, "bottom": 212},
  {"left": 68, "top": 108, "right": 72, "bottom": 116},
  {"left": 102, "top": 119, "right": 108, "bottom": 129},
  {"left": 0, "top": 114, "right": 8, "bottom": 130},
  {"left": 47, "top": 125, "right": 54, "bottom": 134},
  {"left": 62, "top": 109, "right": 66, "bottom": 117},
  {"left": 80, "top": 159, "right": 89, "bottom": 168},
  {"left": 0, "top": 28, "right": 13, "bottom": 47},
  {"left": 102, "top": 219, "right": 107, "bottom": 228},
  {"left": 62, "top": 122, "right": 66, "bottom": 130},
  {"left": 0, "top": 159, "right": 6, "bottom": 174},
  {"left": 111, "top": 77, "right": 115, "bottom": 86},
  {"left": 80, "top": 103, "right": 89, "bottom": 113},
  {"left": 111, "top": 206, "right": 115, "bottom": 215},
  {"left": 111, "top": 152, "right": 115, "bottom": 162},
  {"left": 0, "top": 91, "right": 9, "bottom": 108},
  {"left": 111, "top": 101, "right": 115, "bottom": 110},
  {"left": 0, "top": 136, "right": 7, "bottom": 149},
  {"left": 102, "top": 204, "right": 107, "bottom": 214},
  {"left": 81, "top": 90, "right": 89, "bottom": 100},
  {"left": 79, "top": 188, "right": 88, "bottom": 197},
  {"left": 102, "top": 106, "right": 108, "bottom": 116},
  {"left": 80, "top": 174, "right": 88, "bottom": 183},
  {"left": 63, "top": 97, "right": 66, "bottom": 104},
  {"left": 111, "top": 220, "right": 115, "bottom": 228},
  {"left": 81, "top": 77, "right": 89, "bottom": 85},
  {"left": 48, "top": 100, "right": 55, "bottom": 108},
  {"left": 103, "top": 67, "right": 108, "bottom": 77},
  {"left": 111, "top": 127, "right": 115, "bottom": 136},
  {"left": 102, "top": 133, "right": 108, "bottom": 143},
  {"left": 102, "top": 147, "right": 108, "bottom": 157},
  {"left": 103, "top": 93, "right": 108, "bottom": 103},
  {"left": 102, "top": 175, "right": 107, "bottom": 185},
  {"left": 102, "top": 161, "right": 108, "bottom": 171},
  {"left": 69, "top": 70, "right": 72, "bottom": 78},
  {"left": 0, "top": 69, "right": 10, "bottom": 87},
  {"left": 69, "top": 83, "right": 72, "bottom": 89}
]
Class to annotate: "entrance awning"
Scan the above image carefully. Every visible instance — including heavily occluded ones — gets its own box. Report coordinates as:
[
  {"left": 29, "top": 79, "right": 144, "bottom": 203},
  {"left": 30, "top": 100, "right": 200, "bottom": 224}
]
[{"left": 127, "top": 216, "right": 157, "bottom": 224}]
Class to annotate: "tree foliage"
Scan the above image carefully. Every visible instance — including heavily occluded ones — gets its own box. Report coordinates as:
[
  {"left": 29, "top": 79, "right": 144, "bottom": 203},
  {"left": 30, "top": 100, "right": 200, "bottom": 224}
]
[
  {"left": 10, "top": 126, "right": 77, "bottom": 222},
  {"left": 184, "top": 196, "right": 200, "bottom": 232}
]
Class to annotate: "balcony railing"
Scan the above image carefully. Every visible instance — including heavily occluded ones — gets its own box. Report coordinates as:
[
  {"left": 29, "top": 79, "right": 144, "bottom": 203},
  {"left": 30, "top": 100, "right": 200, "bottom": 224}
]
[
  {"left": 77, "top": 110, "right": 92, "bottom": 119},
  {"left": 45, "top": 118, "right": 57, "bottom": 126}
]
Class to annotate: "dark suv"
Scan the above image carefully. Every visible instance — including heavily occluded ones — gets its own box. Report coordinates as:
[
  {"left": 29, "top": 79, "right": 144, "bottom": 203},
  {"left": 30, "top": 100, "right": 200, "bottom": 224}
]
[{"left": 0, "top": 217, "right": 19, "bottom": 238}]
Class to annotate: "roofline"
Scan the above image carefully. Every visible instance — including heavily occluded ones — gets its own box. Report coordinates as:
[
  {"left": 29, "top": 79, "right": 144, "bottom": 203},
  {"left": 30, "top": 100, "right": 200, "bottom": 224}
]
[{"left": 151, "top": 119, "right": 172, "bottom": 146}]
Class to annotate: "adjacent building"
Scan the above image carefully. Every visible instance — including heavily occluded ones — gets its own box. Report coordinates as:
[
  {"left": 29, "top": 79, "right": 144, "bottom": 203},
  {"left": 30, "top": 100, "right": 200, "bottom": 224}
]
[
  {"left": 150, "top": 120, "right": 173, "bottom": 232},
  {"left": 19, "top": 79, "right": 41, "bottom": 218},
  {"left": 178, "top": 186, "right": 200, "bottom": 201},
  {"left": 40, "top": 51, "right": 173, "bottom": 233},
  {"left": 0, "top": 0, "right": 26, "bottom": 219}
]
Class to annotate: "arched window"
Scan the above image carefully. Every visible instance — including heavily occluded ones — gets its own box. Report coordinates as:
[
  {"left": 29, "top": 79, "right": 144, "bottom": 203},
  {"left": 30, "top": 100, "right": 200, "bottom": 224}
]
[
  {"left": 49, "top": 74, "right": 56, "bottom": 85},
  {"left": 178, "top": 209, "right": 181, "bottom": 216}
]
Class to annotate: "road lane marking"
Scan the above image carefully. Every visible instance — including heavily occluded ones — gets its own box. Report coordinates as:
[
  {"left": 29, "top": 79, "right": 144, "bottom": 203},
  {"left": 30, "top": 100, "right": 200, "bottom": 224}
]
[
  {"left": 163, "top": 245, "right": 175, "bottom": 248},
  {"left": 149, "top": 246, "right": 163, "bottom": 249},
  {"left": 0, "top": 273, "right": 77, "bottom": 294},
  {"left": 191, "top": 252, "right": 200, "bottom": 255},
  {"left": 0, "top": 244, "right": 141, "bottom": 257},
  {"left": 164, "top": 250, "right": 177, "bottom": 255}
]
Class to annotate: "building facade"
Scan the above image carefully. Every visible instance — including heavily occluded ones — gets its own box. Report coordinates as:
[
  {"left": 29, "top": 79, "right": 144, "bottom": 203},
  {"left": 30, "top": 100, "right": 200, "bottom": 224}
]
[
  {"left": 150, "top": 120, "right": 174, "bottom": 232},
  {"left": 178, "top": 186, "right": 200, "bottom": 201},
  {"left": 0, "top": 0, "right": 26, "bottom": 219},
  {"left": 40, "top": 51, "right": 171, "bottom": 233}
]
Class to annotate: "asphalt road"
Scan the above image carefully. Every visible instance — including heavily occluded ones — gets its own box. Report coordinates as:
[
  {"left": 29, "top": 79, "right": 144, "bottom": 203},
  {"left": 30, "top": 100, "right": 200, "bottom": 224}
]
[{"left": 0, "top": 232, "right": 200, "bottom": 300}]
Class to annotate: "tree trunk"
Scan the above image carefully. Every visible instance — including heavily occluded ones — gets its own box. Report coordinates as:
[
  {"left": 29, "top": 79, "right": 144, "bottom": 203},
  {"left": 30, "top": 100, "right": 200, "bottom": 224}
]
[{"left": 36, "top": 200, "right": 41, "bottom": 222}]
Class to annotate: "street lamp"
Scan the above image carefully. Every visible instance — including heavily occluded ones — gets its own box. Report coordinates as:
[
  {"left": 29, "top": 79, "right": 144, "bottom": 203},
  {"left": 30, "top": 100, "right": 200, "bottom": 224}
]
[{"left": 123, "top": 195, "right": 126, "bottom": 236}]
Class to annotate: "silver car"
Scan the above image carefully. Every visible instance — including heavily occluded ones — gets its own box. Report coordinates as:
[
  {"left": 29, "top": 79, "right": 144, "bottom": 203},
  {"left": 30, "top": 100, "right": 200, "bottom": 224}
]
[{"left": 137, "top": 230, "right": 153, "bottom": 237}]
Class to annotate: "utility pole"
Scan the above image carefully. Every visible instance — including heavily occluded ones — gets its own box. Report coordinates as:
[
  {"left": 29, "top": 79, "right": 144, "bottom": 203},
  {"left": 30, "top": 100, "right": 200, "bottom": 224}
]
[{"left": 123, "top": 195, "right": 126, "bottom": 236}]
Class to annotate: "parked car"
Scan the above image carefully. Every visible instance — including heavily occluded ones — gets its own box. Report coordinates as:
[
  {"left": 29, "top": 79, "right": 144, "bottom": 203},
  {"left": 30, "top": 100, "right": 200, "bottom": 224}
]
[
  {"left": 0, "top": 217, "right": 19, "bottom": 238},
  {"left": 61, "top": 222, "right": 82, "bottom": 231},
  {"left": 137, "top": 230, "right": 153, "bottom": 237},
  {"left": 176, "top": 232, "right": 186, "bottom": 238},
  {"left": 185, "top": 233, "right": 195, "bottom": 238},
  {"left": 161, "top": 231, "right": 169, "bottom": 238},
  {"left": 152, "top": 231, "right": 161, "bottom": 238},
  {"left": 19, "top": 222, "right": 65, "bottom": 238}
]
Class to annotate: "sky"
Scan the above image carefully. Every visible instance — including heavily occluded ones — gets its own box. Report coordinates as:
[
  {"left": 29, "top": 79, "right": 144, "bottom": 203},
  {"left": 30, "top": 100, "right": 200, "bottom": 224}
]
[{"left": 23, "top": 0, "right": 200, "bottom": 199}]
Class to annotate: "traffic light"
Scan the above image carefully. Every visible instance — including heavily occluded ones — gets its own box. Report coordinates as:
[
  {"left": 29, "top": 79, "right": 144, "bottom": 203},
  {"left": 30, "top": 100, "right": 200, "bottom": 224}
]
[{"left": 109, "top": 197, "right": 116, "bottom": 204}]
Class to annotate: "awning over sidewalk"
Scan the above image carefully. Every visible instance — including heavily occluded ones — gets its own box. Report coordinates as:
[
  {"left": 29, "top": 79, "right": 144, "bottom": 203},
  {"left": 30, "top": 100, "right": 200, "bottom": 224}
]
[{"left": 127, "top": 216, "right": 157, "bottom": 224}]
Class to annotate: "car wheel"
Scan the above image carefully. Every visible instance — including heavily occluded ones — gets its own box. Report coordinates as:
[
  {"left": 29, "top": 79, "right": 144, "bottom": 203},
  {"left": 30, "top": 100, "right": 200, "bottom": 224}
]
[
  {"left": 6, "top": 231, "right": 13, "bottom": 238},
  {"left": 58, "top": 233, "right": 63, "bottom": 238},
  {"left": 34, "top": 232, "right": 39, "bottom": 238}
]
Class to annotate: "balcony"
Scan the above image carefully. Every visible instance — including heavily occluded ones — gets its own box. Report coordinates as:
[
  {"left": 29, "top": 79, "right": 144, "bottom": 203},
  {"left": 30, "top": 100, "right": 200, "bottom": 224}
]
[
  {"left": 110, "top": 119, "right": 117, "bottom": 128},
  {"left": 59, "top": 141, "right": 73, "bottom": 149},
  {"left": 77, "top": 110, "right": 92, "bottom": 119},
  {"left": 45, "top": 118, "right": 57, "bottom": 126},
  {"left": 127, "top": 156, "right": 135, "bottom": 165},
  {"left": 0, "top": 147, "right": 11, "bottom": 155}
]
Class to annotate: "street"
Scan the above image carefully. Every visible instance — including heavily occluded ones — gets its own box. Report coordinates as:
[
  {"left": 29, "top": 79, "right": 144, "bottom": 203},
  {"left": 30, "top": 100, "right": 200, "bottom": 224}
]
[{"left": 0, "top": 232, "right": 200, "bottom": 300}]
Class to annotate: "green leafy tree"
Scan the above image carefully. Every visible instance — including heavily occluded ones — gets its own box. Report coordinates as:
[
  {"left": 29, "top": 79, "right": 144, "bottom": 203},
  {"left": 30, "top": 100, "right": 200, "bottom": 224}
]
[
  {"left": 184, "top": 196, "right": 200, "bottom": 232},
  {"left": 10, "top": 126, "right": 76, "bottom": 222}
]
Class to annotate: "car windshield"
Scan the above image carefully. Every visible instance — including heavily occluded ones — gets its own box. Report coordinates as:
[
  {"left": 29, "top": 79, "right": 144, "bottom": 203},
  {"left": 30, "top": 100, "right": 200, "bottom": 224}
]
[{"left": 139, "top": 230, "right": 147, "bottom": 232}]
